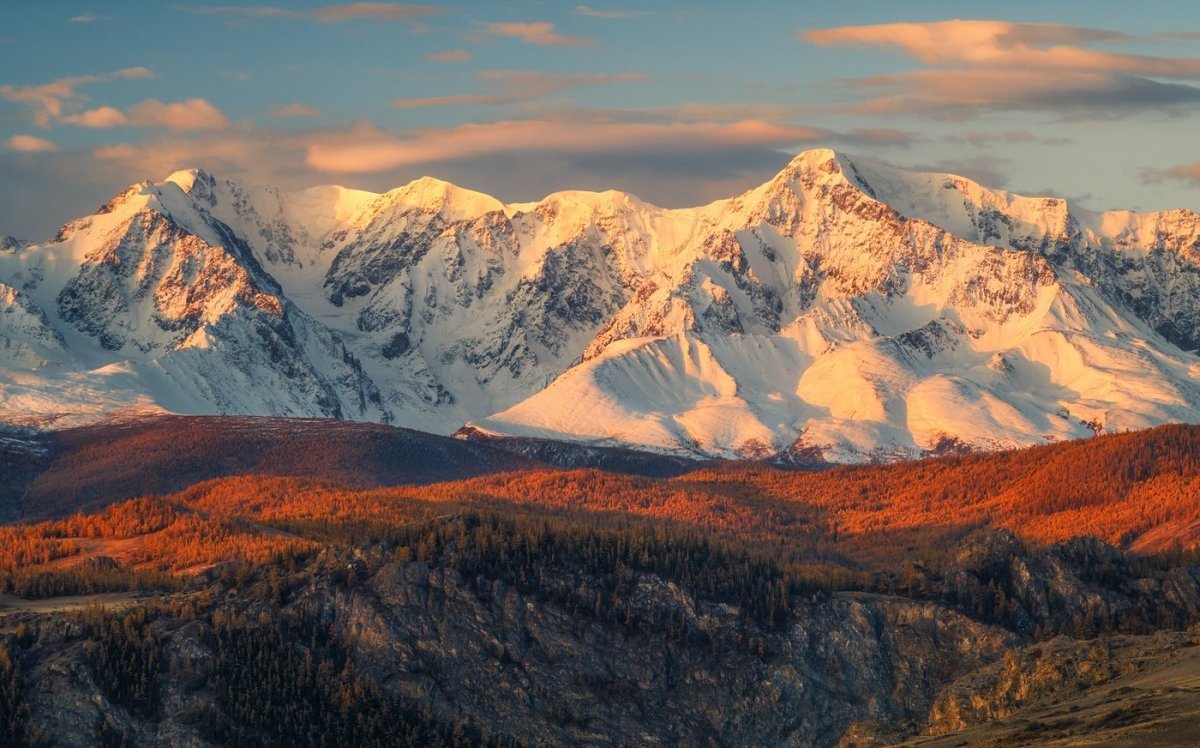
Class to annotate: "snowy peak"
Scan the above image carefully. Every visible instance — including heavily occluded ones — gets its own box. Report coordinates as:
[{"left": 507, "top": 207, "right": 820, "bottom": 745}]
[
  {"left": 4, "top": 151, "right": 1200, "bottom": 462},
  {"left": 163, "top": 167, "right": 214, "bottom": 195},
  {"left": 371, "top": 176, "right": 506, "bottom": 224}
]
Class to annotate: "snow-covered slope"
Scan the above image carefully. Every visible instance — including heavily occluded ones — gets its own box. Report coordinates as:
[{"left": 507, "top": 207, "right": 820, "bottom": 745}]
[{"left": 4, "top": 149, "right": 1200, "bottom": 461}]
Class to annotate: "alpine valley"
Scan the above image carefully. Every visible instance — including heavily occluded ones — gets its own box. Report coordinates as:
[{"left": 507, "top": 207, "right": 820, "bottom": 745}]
[{"left": 4, "top": 148, "right": 1200, "bottom": 461}]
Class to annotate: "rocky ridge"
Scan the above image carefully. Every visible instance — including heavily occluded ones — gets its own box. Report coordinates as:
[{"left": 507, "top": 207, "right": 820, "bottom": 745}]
[{"left": 4, "top": 150, "right": 1200, "bottom": 461}]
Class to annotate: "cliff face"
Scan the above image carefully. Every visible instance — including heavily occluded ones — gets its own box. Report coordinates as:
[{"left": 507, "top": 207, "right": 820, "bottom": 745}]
[
  {"left": 322, "top": 562, "right": 1014, "bottom": 746},
  {"left": 6, "top": 530, "right": 1200, "bottom": 747},
  {"left": 7, "top": 560, "right": 1016, "bottom": 747}
]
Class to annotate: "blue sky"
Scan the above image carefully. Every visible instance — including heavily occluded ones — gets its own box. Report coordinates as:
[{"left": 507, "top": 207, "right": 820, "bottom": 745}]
[{"left": 2, "top": 1, "right": 1200, "bottom": 238}]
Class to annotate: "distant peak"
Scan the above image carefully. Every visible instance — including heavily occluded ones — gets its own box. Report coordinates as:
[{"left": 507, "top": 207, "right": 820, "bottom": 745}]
[
  {"left": 774, "top": 148, "right": 858, "bottom": 185},
  {"left": 390, "top": 175, "right": 505, "bottom": 218},
  {"left": 164, "top": 167, "right": 215, "bottom": 194},
  {"left": 0, "top": 234, "right": 28, "bottom": 252},
  {"left": 787, "top": 147, "right": 842, "bottom": 167}
]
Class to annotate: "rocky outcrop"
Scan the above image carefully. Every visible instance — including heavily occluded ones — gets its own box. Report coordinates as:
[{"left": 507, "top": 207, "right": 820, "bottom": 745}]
[{"left": 923, "top": 626, "right": 1200, "bottom": 740}]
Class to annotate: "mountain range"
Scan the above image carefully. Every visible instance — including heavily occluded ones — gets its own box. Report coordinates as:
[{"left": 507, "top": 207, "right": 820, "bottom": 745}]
[{"left": 3, "top": 148, "right": 1200, "bottom": 462}]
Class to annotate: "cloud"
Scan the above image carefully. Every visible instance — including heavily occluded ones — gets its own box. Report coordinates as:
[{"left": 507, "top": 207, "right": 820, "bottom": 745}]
[
  {"left": 839, "top": 127, "right": 923, "bottom": 147},
  {"left": 128, "top": 98, "right": 229, "bottom": 131},
  {"left": 425, "top": 48, "right": 471, "bottom": 63},
  {"left": 68, "top": 14, "right": 115, "bottom": 23},
  {"left": 0, "top": 66, "right": 155, "bottom": 127},
  {"left": 636, "top": 102, "right": 809, "bottom": 123},
  {"left": 574, "top": 5, "right": 643, "bottom": 19},
  {"left": 305, "top": 118, "right": 828, "bottom": 174},
  {"left": 801, "top": 21, "right": 1200, "bottom": 76},
  {"left": 392, "top": 71, "right": 646, "bottom": 108},
  {"left": 1142, "top": 162, "right": 1200, "bottom": 185},
  {"left": 184, "top": 6, "right": 293, "bottom": 19},
  {"left": 1154, "top": 32, "right": 1200, "bottom": 42},
  {"left": 801, "top": 20, "right": 1200, "bottom": 117},
  {"left": 6, "top": 134, "right": 58, "bottom": 152},
  {"left": 843, "top": 69, "right": 1200, "bottom": 118},
  {"left": 309, "top": 3, "right": 441, "bottom": 22},
  {"left": 60, "top": 105, "right": 129, "bottom": 128},
  {"left": 485, "top": 22, "right": 596, "bottom": 48},
  {"left": 944, "top": 130, "right": 1071, "bottom": 147},
  {"left": 56, "top": 98, "right": 229, "bottom": 131},
  {"left": 185, "top": 3, "right": 443, "bottom": 23},
  {"left": 270, "top": 103, "right": 322, "bottom": 118}
]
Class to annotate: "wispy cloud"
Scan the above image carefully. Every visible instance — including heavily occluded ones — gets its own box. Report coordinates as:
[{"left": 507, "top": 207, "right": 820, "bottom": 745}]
[
  {"left": 60, "top": 98, "right": 229, "bottom": 131},
  {"left": 1142, "top": 162, "right": 1200, "bottom": 186},
  {"left": 270, "top": 103, "right": 322, "bottom": 119},
  {"left": 800, "top": 20, "right": 1200, "bottom": 117},
  {"left": 305, "top": 119, "right": 828, "bottom": 174},
  {"left": 0, "top": 66, "right": 155, "bottom": 127},
  {"left": 5, "top": 134, "right": 57, "bottom": 152},
  {"left": 574, "top": 5, "right": 643, "bottom": 19},
  {"left": 129, "top": 99, "right": 228, "bottom": 131},
  {"left": 60, "top": 105, "right": 128, "bottom": 128},
  {"left": 392, "top": 71, "right": 646, "bottom": 108},
  {"left": 85, "top": 116, "right": 825, "bottom": 180},
  {"left": 67, "top": 14, "right": 115, "bottom": 23},
  {"left": 843, "top": 69, "right": 1200, "bottom": 118},
  {"left": 944, "top": 130, "right": 1071, "bottom": 147},
  {"left": 186, "top": 3, "right": 444, "bottom": 24},
  {"left": 425, "top": 48, "right": 471, "bottom": 63},
  {"left": 485, "top": 22, "right": 596, "bottom": 48}
]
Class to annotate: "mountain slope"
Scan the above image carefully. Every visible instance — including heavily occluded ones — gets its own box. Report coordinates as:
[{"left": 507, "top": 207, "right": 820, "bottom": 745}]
[{"left": 3, "top": 150, "right": 1200, "bottom": 461}]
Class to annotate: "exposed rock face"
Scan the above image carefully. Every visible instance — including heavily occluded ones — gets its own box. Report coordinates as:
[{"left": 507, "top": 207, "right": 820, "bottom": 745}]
[
  {"left": 6, "top": 152, "right": 1200, "bottom": 460},
  {"left": 318, "top": 562, "right": 1016, "bottom": 747},
  {"left": 6, "top": 530, "right": 1200, "bottom": 747},
  {"left": 5, "top": 562, "right": 1015, "bottom": 747},
  {"left": 921, "top": 626, "right": 1200, "bottom": 744},
  {"left": 941, "top": 530, "right": 1200, "bottom": 638}
]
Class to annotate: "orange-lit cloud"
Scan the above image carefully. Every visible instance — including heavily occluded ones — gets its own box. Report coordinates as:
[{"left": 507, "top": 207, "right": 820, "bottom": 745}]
[
  {"left": 574, "top": 5, "right": 643, "bottom": 19},
  {"left": 270, "top": 103, "right": 322, "bottom": 118},
  {"left": 305, "top": 118, "right": 826, "bottom": 173},
  {"left": 6, "top": 134, "right": 57, "bottom": 152},
  {"left": 60, "top": 105, "right": 129, "bottom": 128},
  {"left": 187, "top": 3, "right": 443, "bottom": 23},
  {"left": 0, "top": 66, "right": 154, "bottom": 127},
  {"left": 392, "top": 71, "right": 646, "bottom": 108},
  {"left": 128, "top": 99, "right": 229, "bottom": 131},
  {"left": 1142, "top": 162, "right": 1200, "bottom": 185},
  {"left": 801, "top": 20, "right": 1200, "bottom": 117},
  {"left": 485, "top": 22, "right": 596, "bottom": 48},
  {"left": 425, "top": 48, "right": 472, "bottom": 63},
  {"left": 308, "top": 3, "right": 441, "bottom": 22},
  {"left": 802, "top": 21, "right": 1172, "bottom": 73},
  {"left": 58, "top": 99, "right": 230, "bottom": 131}
]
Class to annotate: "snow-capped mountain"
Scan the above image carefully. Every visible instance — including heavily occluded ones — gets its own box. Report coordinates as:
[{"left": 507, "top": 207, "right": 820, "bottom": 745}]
[{"left": 4, "top": 148, "right": 1200, "bottom": 462}]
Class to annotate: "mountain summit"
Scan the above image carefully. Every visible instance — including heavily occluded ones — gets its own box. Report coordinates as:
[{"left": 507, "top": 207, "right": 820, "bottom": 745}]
[{"left": 3, "top": 149, "right": 1200, "bottom": 461}]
